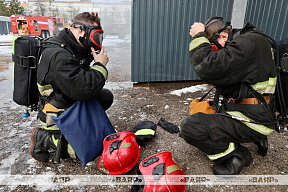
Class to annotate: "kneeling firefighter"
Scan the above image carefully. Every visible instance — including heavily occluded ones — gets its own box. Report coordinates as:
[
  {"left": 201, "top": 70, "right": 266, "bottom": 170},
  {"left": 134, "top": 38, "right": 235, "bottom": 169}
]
[
  {"left": 30, "top": 12, "right": 114, "bottom": 162},
  {"left": 180, "top": 17, "right": 277, "bottom": 175}
]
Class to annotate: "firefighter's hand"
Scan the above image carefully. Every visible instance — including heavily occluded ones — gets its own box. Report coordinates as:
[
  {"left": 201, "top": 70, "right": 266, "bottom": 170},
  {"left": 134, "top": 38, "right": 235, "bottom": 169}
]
[
  {"left": 190, "top": 22, "right": 205, "bottom": 37},
  {"left": 91, "top": 47, "right": 109, "bottom": 66}
]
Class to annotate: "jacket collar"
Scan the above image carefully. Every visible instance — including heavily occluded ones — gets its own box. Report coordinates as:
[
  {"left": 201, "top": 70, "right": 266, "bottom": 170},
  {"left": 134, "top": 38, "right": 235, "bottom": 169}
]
[{"left": 58, "top": 28, "right": 86, "bottom": 58}]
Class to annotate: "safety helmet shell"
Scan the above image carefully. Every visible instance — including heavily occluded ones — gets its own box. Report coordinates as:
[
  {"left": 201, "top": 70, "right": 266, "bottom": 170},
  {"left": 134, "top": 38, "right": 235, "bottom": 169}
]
[
  {"left": 97, "top": 132, "right": 140, "bottom": 175},
  {"left": 139, "top": 151, "right": 186, "bottom": 192}
]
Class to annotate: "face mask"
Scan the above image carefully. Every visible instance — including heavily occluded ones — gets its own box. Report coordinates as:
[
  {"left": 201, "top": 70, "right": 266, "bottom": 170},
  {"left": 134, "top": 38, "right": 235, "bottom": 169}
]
[{"left": 72, "top": 21, "right": 104, "bottom": 52}]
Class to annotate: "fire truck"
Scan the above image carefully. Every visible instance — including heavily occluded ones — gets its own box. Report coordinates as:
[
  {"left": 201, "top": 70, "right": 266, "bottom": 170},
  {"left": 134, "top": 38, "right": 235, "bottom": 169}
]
[{"left": 10, "top": 15, "right": 64, "bottom": 38}]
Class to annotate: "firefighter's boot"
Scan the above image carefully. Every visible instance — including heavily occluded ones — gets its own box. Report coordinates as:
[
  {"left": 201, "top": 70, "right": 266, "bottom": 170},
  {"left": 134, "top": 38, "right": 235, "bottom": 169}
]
[
  {"left": 30, "top": 127, "right": 57, "bottom": 162},
  {"left": 253, "top": 138, "right": 268, "bottom": 157},
  {"left": 213, "top": 145, "right": 253, "bottom": 175}
]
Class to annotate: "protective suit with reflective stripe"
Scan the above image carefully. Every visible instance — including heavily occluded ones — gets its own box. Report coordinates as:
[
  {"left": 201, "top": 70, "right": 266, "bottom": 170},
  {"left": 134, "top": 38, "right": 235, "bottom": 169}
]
[
  {"left": 37, "top": 28, "right": 113, "bottom": 130},
  {"left": 33, "top": 28, "right": 113, "bottom": 161},
  {"left": 181, "top": 22, "right": 277, "bottom": 174}
]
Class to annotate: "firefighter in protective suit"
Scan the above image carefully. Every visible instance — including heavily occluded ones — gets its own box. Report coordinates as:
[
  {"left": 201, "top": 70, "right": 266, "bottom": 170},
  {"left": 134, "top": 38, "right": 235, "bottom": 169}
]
[
  {"left": 180, "top": 17, "right": 277, "bottom": 175},
  {"left": 30, "top": 12, "right": 113, "bottom": 162},
  {"left": 21, "top": 23, "right": 28, "bottom": 36}
]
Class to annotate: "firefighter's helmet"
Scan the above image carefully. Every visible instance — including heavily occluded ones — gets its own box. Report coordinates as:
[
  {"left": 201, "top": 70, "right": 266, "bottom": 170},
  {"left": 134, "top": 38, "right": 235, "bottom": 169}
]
[
  {"left": 97, "top": 132, "right": 140, "bottom": 175},
  {"left": 138, "top": 152, "right": 186, "bottom": 192}
]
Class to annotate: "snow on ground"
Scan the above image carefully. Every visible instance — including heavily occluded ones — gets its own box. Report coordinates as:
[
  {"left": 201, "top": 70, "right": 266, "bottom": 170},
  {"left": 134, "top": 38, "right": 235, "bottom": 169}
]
[
  {"left": 102, "top": 35, "right": 131, "bottom": 46},
  {"left": 170, "top": 84, "right": 209, "bottom": 96},
  {"left": 0, "top": 152, "right": 20, "bottom": 175},
  {"left": 0, "top": 45, "right": 13, "bottom": 56},
  {"left": 104, "top": 81, "right": 133, "bottom": 90},
  {"left": 0, "top": 34, "right": 14, "bottom": 42},
  {"left": 0, "top": 33, "right": 13, "bottom": 55}
]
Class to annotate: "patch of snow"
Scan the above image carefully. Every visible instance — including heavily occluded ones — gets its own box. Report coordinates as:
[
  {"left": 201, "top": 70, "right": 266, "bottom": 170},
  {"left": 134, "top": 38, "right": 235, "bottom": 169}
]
[
  {"left": 0, "top": 34, "right": 14, "bottom": 42},
  {"left": 8, "top": 129, "right": 17, "bottom": 137},
  {"left": 104, "top": 81, "right": 133, "bottom": 90},
  {"left": 103, "top": 35, "right": 131, "bottom": 46},
  {"left": 139, "top": 112, "right": 147, "bottom": 120},
  {"left": 0, "top": 152, "right": 20, "bottom": 174},
  {"left": 170, "top": 84, "right": 209, "bottom": 96}
]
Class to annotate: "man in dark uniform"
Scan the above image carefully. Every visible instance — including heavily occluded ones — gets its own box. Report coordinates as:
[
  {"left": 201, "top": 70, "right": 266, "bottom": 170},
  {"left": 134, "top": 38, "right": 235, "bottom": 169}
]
[
  {"left": 180, "top": 16, "right": 277, "bottom": 175},
  {"left": 30, "top": 12, "right": 113, "bottom": 162}
]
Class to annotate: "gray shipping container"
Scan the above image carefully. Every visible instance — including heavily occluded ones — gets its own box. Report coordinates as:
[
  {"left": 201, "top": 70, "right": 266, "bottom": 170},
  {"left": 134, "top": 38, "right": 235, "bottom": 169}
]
[{"left": 245, "top": 0, "right": 288, "bottom": 41}]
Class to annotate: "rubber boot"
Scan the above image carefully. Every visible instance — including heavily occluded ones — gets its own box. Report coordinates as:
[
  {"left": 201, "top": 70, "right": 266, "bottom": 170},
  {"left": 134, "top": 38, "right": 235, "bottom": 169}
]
[
  {"left": 213, "top": 145, "right": 253, "bottom": 175},
  {"left": 253, "top": 138, "right": 268, "bottom": 157},
  {"left": 30, "top": 127, "right": 57, "bottom": 162}
]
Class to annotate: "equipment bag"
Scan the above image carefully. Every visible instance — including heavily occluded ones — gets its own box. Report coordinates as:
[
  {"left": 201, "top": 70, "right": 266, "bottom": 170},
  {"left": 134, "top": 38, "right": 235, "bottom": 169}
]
[
  {"left": 246, "top": 30, "right": 287, "bottom": 132},
  {"left": 12, "top": 36, "right": 40, "bottom": 109},
  {"left": 52, "top": 98, "right": 116, "bottom": 166},
  {"left": 190, "top": 87, "right": 216, "bottom": 115},
  {"left": 277, "top": 38, "right": 288, "bottom": 114}
]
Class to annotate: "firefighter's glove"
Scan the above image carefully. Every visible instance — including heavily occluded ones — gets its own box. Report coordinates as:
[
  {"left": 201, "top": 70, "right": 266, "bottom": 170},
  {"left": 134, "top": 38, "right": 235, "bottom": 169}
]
[
  {"left": 157, "top": 118, "right": 180, "bottom": 134},
  {"left": 130, "top": 121, "right": 157, "bottom": 147}
]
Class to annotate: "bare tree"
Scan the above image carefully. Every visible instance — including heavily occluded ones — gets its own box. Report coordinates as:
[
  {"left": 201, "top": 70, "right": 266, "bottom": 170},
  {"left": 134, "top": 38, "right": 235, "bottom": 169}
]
[
  {"left": 49, "top": 5, "right": 59, "bottom": 17},
  {"left": 34, "top": 2, "right": 46, "bottom": 16}
]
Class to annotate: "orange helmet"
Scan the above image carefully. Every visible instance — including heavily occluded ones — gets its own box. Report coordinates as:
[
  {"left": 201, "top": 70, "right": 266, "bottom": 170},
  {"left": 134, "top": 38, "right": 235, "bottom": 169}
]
[
  {"left": 138, "top": 152, "right": 186, "bottom": 192},
  {"left": 97, "top": 132, "right": 140, "bottom": 175}
]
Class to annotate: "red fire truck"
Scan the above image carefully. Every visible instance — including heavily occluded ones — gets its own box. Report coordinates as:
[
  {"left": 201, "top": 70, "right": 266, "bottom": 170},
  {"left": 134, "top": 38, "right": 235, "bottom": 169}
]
[{"left": 10, "top": 15, "right": 64, "bottom": 38}]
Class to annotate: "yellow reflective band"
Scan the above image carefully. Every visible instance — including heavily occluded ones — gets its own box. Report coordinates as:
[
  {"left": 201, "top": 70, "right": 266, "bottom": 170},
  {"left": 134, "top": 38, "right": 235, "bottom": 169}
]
[
  {"left": 268, "top": 77, "right": 277, "bottom": 86},
  {"left": 208, "top": 142, "right": 235, "bottom": 160},
  {"left": 91, "top": 65, "right": 108, "bottom": 80},
  {"left": 227, "top": 112, "right": 274, "bottom": 136},
  {"left": 40, "top": 120, "right": 60, "bottom": 131},
  {"left": 120, "top": 143, "right": 131, "bottom": 149},
  {"left": 251, "top": 80, "right": 268, "bottom": 90},
  {"left": 12, "top": 36, "right": 19, "bottom": 54},
  {"left": 12, "top": 36, "right": 20, "bottom": 91},
  {"left": 134, "top": 129, "right": 155, "bottom": 136},
  {"left": 189, "top": 37, "right": 210, "bottom": 51},
  {"left": 37, "top": 83, "right": 53, "bottom": 96},
  {"left": 37, "top": 83, "right": 52, "bottom": 91},
  {"left": 251, "top": 77, "right": 277, "bottom": 94},
  {"left": 166, "top": 165, "right": 181, "bottom": 174},
  {"left": 227, "top": 111, "right": 253, "bottom": 121},
  {"left": 52, "top": 135, "right": 58, "bottom": 146},
  {"left": 242, "top": 121, "right": 274, "bottom": 136},
  {"left": 68, "top": 144, "right": 77, "bottom": 159}
]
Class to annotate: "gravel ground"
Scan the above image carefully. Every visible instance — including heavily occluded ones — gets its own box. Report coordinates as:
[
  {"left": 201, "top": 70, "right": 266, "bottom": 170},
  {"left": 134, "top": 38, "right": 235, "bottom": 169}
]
[{"left": 0, "top": 39, "right": 288, "bottom": 192}]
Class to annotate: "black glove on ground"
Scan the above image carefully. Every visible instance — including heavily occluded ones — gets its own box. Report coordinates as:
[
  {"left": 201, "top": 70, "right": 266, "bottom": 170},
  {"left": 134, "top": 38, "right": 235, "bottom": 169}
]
[
  {"left": 130, "top": 121, "right": 157, "bottom": 147},
  {"left": 157, "top": 118, "right": 180, "bottom": 134}
]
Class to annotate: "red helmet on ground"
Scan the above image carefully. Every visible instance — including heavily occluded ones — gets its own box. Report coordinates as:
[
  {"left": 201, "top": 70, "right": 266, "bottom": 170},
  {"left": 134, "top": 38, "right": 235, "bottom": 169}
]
[
  {"left": 139, "top": 152, "right": 186, "bottom": 192},
  {"left": 97, "top": 132, "right": 140, "bottom": 175}
]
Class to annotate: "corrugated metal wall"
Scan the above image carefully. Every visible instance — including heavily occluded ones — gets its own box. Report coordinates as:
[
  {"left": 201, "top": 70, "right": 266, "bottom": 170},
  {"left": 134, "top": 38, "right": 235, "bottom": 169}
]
[
  {"left": 132, "top": 0, "right": 234, "bottom": 83},
  {"left": 245, "top": 0, "right": 288, "bottom": 41}
]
